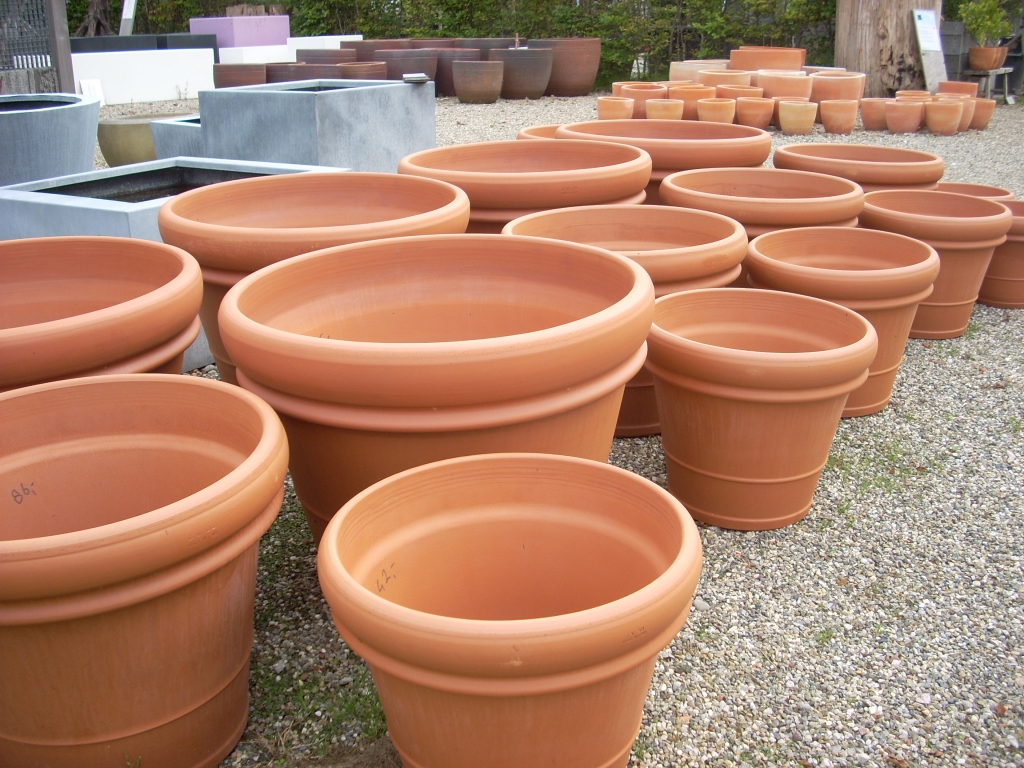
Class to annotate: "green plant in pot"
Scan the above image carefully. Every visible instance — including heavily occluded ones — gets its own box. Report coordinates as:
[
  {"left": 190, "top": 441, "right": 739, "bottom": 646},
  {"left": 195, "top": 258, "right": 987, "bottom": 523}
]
[{"left": 961, "top": 0, "right": 1012, "bottom": 70}]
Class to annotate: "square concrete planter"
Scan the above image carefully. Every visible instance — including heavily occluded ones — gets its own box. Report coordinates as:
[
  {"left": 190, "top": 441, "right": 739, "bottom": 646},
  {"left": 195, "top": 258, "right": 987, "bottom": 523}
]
[
  {"left": 152, "top": 114, "right": 204, "bottom": 159},
  {"left": 190, "top": 16, "right": 290, "bottom": 48}
]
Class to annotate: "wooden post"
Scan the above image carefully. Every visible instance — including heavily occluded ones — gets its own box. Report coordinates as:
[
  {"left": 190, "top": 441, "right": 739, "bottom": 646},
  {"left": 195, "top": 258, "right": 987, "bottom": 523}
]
[
  {"left": 43, "top": 0, "right": 76, "bottom": 93},
  {"left": 835, "top": 0, "right": 942, "bottom": 97}
]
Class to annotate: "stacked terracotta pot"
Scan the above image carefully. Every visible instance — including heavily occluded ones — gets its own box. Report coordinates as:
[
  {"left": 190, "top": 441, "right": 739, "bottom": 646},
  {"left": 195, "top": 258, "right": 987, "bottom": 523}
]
[{"left": 773, "top": 144, "right": 945, "bottom": 192}]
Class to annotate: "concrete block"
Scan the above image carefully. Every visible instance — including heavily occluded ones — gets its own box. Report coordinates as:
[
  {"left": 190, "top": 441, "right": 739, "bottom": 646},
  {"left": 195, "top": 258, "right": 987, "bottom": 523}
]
[
  {"left": 0, "top": 93, "right": 100, "bottom": 186},
  {"left": 71, "top": 49, "right": 215, "bottom": 104},
  {"left": 152, "top": 115, "right": 204, "bottom": 159},
  {"left": 190, "top": 16, "right": 290, "bottom": 48}
]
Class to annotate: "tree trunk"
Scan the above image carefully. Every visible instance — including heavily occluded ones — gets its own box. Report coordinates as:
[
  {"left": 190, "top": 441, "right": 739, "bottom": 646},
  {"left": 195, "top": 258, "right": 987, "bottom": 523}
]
[
  {"left": 835, "top": 0, "right": 941, "bottom": 97},
  {"left": 75, "top": 0, "right": 112, "bottom": 37}
]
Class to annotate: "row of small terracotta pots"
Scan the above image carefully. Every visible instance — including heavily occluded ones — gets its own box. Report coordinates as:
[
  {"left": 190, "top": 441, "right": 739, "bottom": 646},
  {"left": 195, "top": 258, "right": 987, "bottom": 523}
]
[{"left": 860, "top": 93, "right": 996, "bottom": 133}]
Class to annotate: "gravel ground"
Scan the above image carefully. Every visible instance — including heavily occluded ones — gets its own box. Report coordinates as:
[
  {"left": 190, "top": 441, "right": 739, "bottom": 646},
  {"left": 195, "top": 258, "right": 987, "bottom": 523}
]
[{"left": 170, "top": 95, "right": 1024, "bottom": 767}]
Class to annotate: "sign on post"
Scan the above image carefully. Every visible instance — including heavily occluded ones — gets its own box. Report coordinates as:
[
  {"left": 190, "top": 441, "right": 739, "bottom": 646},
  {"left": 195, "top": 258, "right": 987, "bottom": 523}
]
[{"left": 914, "top": 9, "right": 949, "bottom": 92}]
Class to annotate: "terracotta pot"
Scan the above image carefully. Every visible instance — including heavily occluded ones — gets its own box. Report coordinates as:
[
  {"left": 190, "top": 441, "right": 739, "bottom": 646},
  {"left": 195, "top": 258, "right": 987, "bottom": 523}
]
[
  {"left": 735, "top": 96, "right": 774, "bottom": 129},
  {"left": 451, "top": 38, "right": 517, "bottom": 59},
  {"left": 667, "top": 85, "right": 717, "bottom": 119},
  {"left": 597, "top": 96, "right": 635, "bottom": 119},
  {"left": 697, "top": 97, "right": 735, "bottom": 123},
  {"left": 969, "top": 98, "right": 996, "bottom": 129},
  {"left": 0, "top": 236, "right": 202, "bottom": 391},
  {"left": 895, "top": 89, "right": 931, "bottom": 99},
  {"left": 219, "top": 234, "right": 654, "bottom": 541},
  {"left": 644, "top": 98, "right": 683, "bottom": 120},
  {"left": 859, "top": 98, "right": 892, "bottom": 130},
  {"left": 295, "top": 48, "right": 358, "bottom": 64},
  {"left": 860, "top": 190, "right": 1013, "bottom": 338},
  {"left": 516, "top": 123, "right": 562, "bottom": 139},
  {"left": 809, "top": 71, "right": 865, "bottom": 108},
  {"left": 938, "top": 80, "right": 979, "bottom": 97},
  {"left": 729, "top": 47, "right": 804, "bottom": 71},
  {"left": 698, "top": 69, "right": 751, "bottom": 87},
  {"left": 265, "top": 63, "right": 304, "bottom": 83},
  {"left": 488, "top": 48, "right": 553, "bottom": 99},
  {"left": 670, "top": 59, "right": 728, "bottom": 82},
  {"left": 0, "top": 373, "right": 288, "bottom": 767},
  {"left": 528, "top": 37, "right": 601, "bottom": 96},
  {"left": 410, "top": 38, "right": 456, "bottom": 48},
  {"left": 779, "top": 100, "right": 817, "bottom": 134},
  {"left": 373, "top": 49, "right": 438, "bottom": 80},
  {"left": 317, "top": 452, "right": 702, "bottom": 768},
  {"left": 336, "top": 61, "right": 387, "bottom": 79},
  {"left": 772, "top": 144, "right": 944, "bottom": 192},
  {"left": 759, "top": 71, "right": 813, "bottom": 99},
  {"left": 288, "top": 62, "right": 346, "bottom": 80},
  {"left": 158, "top": 173, "right": 470, "bottom": 383},
  {"left": 770, "top": 95, "right": 808, "bottom": 127},
  {"left": 935, "top": 181, "right": 1015, "bottom": 200},
  {"left": 612, "top": 81, "right": 632, "bottom": 96},
  {"left": 433, "top": 48, "right": 481, "bottom": 96},
  {"left": 212, "top": 63, "right": 266, "bottom": 88},
  {"left": 620, "top": 83, "right": 668, "bottom": 118},
  {"left": 936, "top": 94, "right": 976, "bottom": 131},
  {"left": 503, "top": 204, "right": 746, "bottom": 436},
  {"left": 648, "top": 288, "right": 876, "bottom": 529},
  {"left": 924, "top": 99, "right": 963, "bottom": 135},
  {"left": 819, "top": 99, "right": 858, "bottom": 134},
  {"left": 803, "top": 66, "right": 846, "bottom": 75},
  {"left": 885, "top": 100, "right": 923, "bottom": 133},
  {"left": 452, "top": 60, "right": 503, "bottom": 103},
  {"left": 968, "top": 46, "right": 1008, "bottom": 70},
  {"left": 717, "top": 84, "right": 762, "bottom": 100},
  {"left": 339, "top": 39, "right": 411, "bottom": 62},
  {"left": 747, "top": 227, "right": 939, "bottom": 416},
  {"left": 979, "top": 200, "right": 1024, "bottom": 307}
]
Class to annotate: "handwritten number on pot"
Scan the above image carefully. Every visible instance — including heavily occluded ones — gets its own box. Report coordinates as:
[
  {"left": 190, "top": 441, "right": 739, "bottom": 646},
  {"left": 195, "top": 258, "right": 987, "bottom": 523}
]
[
  {"left": 11, "top": 481, "right": 37, "bottom": 505},
  {"left": 376, "top": 563, "right": 398, "bottom": 593}
]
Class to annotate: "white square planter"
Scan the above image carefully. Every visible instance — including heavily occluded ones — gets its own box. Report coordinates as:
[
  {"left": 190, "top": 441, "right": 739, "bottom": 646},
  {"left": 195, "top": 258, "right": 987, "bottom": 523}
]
[{"left": 71, "top": 49, "right": 215, "bottom": 104}]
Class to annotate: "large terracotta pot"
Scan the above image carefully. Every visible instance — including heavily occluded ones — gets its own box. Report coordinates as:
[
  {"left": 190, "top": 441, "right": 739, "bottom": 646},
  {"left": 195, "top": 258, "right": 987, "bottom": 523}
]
[
  {"left": 717, "top": 84, "right": 762, "bottom": 100},
  {"left": 212, "top": 63, "right": 266, "bottom": 88},
  {"left": 772, "top": 144, "right": 944, "bottom": 192},
  {"left": 373, "top": 49, "right": 439, "bottom": 80},
  {"left": 979, "top": 200, "right": 1024, "bottom": 307},
  {"left": 620, "top": 83, "right": 667, "bottom": 118},
  {"left": 410, "top": 38, "right": 456, "bottom": 48},
  {"left": 264, "top": 63, "right": 304, "bottom": 83},
  {"left": 0, "top": 373, "right": 288, "bottom": 768},
  {"left": 219, "top": 234, "right": 655, "bottom": 543},
  {"left": 729, "top": 47, "right": 804, "bottom": 71},
  {"left": 819, "top": 99, "right": 858, "bottom": 134},
  {"left": 317, "top": 452, "right": 702, "bottom": 768},
  {"left": 970, "top": 98, "right": 997, "bottom": 129},
  {"left": 488, "top": 48, "right": 553, "bottom": 99},
  {"left": 735, "top": 96, "right": 774, "bottom": 129},
  {"left": 938, "top": 80, "right": 979, "bottom": 97},
  {"left": 669, "top": 59, "right": 728, "bottom": 81},
  {"left": 451, "top": 38, "right": 517, "bottom": 59},
  {"left": 758, "top": 71, "right": 812, "bottom": 99},
  {"left": 503, "top": 205, "right": 746, "bottom": 437},
  {"left": 924, "top": 99, "right": 963, "bottom": 135},
  {"left": 0, "top": 236, "right": 201, "bottom": 391},
  {"left": 698, "top": 69, "right": 751, "bottom": 87},
  {"left": 647, "top": 98, "right": 685, "bottom": 120},
  {"left": 647, "top": 289, "right": 876, "bottom": 529},
  {"left": 295, "top": 48, "right": 359, "bottom": 64},
  {"left": 809, "top": 71, "right": 865, "bottom": 108},
  {"left": 860, "top": 190, "right": 1013, "bottom": 338},
  {"left": 339, "top": 39, "right": 412, "bottom": 62},
  {"left": 452, "top": 60, "right": 503, "bottom": 103},
  {"left": 158, "top": 173, "right": 470, "bottom": 383},
  {"left": 746, "top": 227, "right": 939, "bottom": 416},
  {"left": 528, "top": 37, "right": 601, "bottom": 96},
  {"left": 667, "top": 85, "right": 717, "bottom": 119},
  {"left": 433, "top": 48, "right": 481, "bottom": 96},
  {"left": 597, "top": 96, "right": 634, "bottom": 119},
  {"left": 968, "top": 46, "right": 1008, "bottom": 70},
  {"left": 336, "top": 61, "right": 388, "bottom": 79},
  {"left": 399, "top": 139, "right": 651, "bottom": 233},
  {"left": 516, "top": 123, "right": 562, "bottom": 139},
  {"left": 859, "top": 98, "right": 892, "bottom": 130},
  {"left": 885, "top": 100, "right": 923, "bottom": 133},
  {"left": 935, "top": 181, "right": 1015, "bottom": 200}
]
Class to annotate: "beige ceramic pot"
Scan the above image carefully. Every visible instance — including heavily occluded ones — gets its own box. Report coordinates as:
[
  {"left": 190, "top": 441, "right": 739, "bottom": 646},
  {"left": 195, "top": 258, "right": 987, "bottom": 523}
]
[
  {"left": 646, "top": 98, "right": 685, "bottom": 120},
  {"left": 979, "top": 200, "right": 1024, "bottom": 308},
  {"left": 698, "top": 69, "right": 751, "bottom": 87},
  {"left": 935, "top": 181, "right": 1015, "bottom": 200},
  {"left": 772, "top": 144, "right": 943, "bottom": 192},
  {"left": 667, "top": 85, "right": 717, "bottom": 119},
  {"left": 97, "top": 113, "right": 186, "bottom": 167},
  {"left": 778, "top": 100, "right": 817, "bottom": 134},
  {"left": 924, "top": 99, "right": 963, "bottom": 135},
  {"left": 620, "top": 83, "right": 667, "bottom": 118},
  {"left": 717, "top": 84, "right": 762, "bottom": 100},
  {"left": 819, "top": 100, "right": 858, "bottom": 134},
  {"left": 861, "top": 190, "right": 1013, "bottom": 338},
  {"left": 648, "top": 288, "right": 876, "bottom": 530},
  {"left": 0, "top": 374, "right": 288, "bottom": 768},
  {"left": 938, "top": 80, "right": 979, "bottom": 97},
  {"left": 598, "top": 96, "right": 635, "bottom": 119},
  {"left": 885, "top": 100, "right": 923, "bottom": 133},
  {"left": 696, "top": 98, "right": 735, "bottom": 123},
  {"left": 516, "top": 124, "right": 562, "bottom": 140},
  {"left": 317, "top": 452, "right": 702, "bottom": 768},
  {"left": 859, "top": 98, "right": 892, "bottom": 130},
  {"left": 0, "top": 236, "right": 202, "bottom": 391},
  {"left": 503, "top": 205, "right": 747, "bottom": 436},
  {"left": 970, "top": 98, "right": 996, "bottom": 129},
  {"left": 218, "top": 234, "right": 655, "bottom": 542},
  {"left": 746, "top": 227, "right": 939, "bottom": 416},
  {"left": 158, "top": 173, "right": 470, "bottom": 384},
  {"left": 735, "top": 97, "right": 774, "bottom": 129}
]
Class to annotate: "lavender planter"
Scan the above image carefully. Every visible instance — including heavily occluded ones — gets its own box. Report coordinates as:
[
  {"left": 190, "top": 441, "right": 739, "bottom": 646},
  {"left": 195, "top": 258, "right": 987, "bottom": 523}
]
[{"left": 189, "top": 16, "right": 290, "bottom": 48}]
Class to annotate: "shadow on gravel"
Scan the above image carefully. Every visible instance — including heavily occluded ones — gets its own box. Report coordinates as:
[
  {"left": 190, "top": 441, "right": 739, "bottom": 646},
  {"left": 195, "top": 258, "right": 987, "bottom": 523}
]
[{"left": 290, "top": 736, "right": 402, "bottom": 767}]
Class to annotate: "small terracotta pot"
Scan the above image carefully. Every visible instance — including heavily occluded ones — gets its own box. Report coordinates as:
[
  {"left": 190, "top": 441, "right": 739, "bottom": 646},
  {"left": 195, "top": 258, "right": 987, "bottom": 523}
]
[
  {"left": 668, "top": 85, "right": 717, "bottom": 119},
  {"left": 620, "top": 83, "right": 668, "bottom": 118},
  {"left": 213, "top": 63, "right": 266, "bottom": 88},
  {"left": 529, "top": 37, "right": 602, "bottom": 96},
  {"left": 597, "top": 96, "right": 634, "bottom": 119},
  {"left": 717, "top": 84, "right": 763, "bottom": 100},
  {"left": 970, "top": 98, "right": 996, "bottom": 129},
  {"left": 936, "top": 94, "right": 976, "bottom": 131},
  {"left": 0, "top": 373, "right": 288, "bottom": 767},
  {"left": 433, "top": 48, "right": 482, "bottom": 96},
  {"left": 336, "top": 61, "right": 388, "bottom": 79},
  {"left": 968, "top": 46, "right": 1008, "bottom": 70},
  {"left": 698, "top": 69, "right": 751, "bottom": 87},
  {"left": 860, "top": 190, "right": 1013, "bottom": 338},
  {"left": 488, "top": 47, "right": 553, "bottom": 100},
  {"left": 895, "top": 89, "right": 931, "bottom": 99},
  {"left": 219, "top": 234, "right": 655, "bottom": 541},
  {"left": 859, "top": 98, "right": 892, "bottom": 130},
  {"left": 772, "top": 144, "right": 944, "bottom": 192},
  {"left": 452, "top": 60, "right": 503, "bottom": 103},
  {"left": 759, "top": 71, "right": 812, "bottom": 99},
  {"left": 935, "top": 181, "right": 1015, "bottom": 200},
  {"left": 769, "top": 95, "right": 807, "bottom": 127},
  {"left": 516, "top": 123, "right": 562, "bottom": 140},
  {"left": 295, "top": 48, "right": 358, "bottom": 64},
  {"left": 979, "top": 200, "right": 1024, "bottom": 307},
  {"left": 819, "top": 99, "right": 858, "bottom": 134},
  {"left": 924, "top": 99, "right": 963, "bottom": 135},
  {"left": 747, "top": 227, "right": 939, "bottom": 416},
  {"left": 648, "top": 288, "right": 876, "bottom": 529},
  {"left": 779, "top": 100, "right": 817, "bottom": 134},
  {"left": 735, "top": 96, "right": 774, "bottom": 130},
  {"left": 729, "top": 47, "right": 804, "bottom": 71},
  {"left": 938, "top": 80, "right": 979, "bottom": 97},
  {"left": 611, "top": 80, "right": 633, "bottom": 96},
  {"left": 885, "top": 100, "right": 923, "bottom": 133},
  {"left": 317, "top": 452, "right": 702, "bottom": 768},
  {"left": 697, "top": 98, "right": 735, "bottom": 123},
  {"left": 645, "top": 98, "right": 685, "bottom": 120}
]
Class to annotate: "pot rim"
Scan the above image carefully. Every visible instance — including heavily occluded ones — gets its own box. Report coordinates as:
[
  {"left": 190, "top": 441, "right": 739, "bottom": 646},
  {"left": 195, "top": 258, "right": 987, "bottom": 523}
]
[
  {"left": 772, "top": 144, "right": 945, "bottom": 184},
  {"left": 934, "top": 181, "right": 1015, "bottom": 200},
  {"left": 862, "top": 190, "right": 1013, "bottom": 241}
]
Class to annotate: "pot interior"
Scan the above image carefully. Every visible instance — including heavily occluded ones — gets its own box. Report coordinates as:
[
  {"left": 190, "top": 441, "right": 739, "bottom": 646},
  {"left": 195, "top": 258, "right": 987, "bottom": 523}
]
[
  {"left": 934, "top": 182, "right": 1012, "bottom": 198},
  {"left": 564, "top": 120, "right": 760, "bottom": 141},
  {"left": 778, "top": 145, "right": 938, "bottom": 166},
  {"left": 669, "top": 169, "right": 856, "bottom": 201},
  {"left": 404, "top": 140, "right": 639, "bottom": 174},
  {"left": 753, "top": 228, "right": 933, "bottom": 271},
  {"left": 866, "top": 190, "right": 1008, "bottom": 219}
]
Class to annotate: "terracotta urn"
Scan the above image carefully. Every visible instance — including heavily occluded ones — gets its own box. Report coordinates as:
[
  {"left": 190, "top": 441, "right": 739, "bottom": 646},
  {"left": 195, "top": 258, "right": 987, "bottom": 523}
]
[
  {"left": 218, "top": 234, "right": 654, "bottom": 541},
  {"left": 735, "top": 96, "right": 774, "bottom": 129},
  {"left": 860, "top": 190, "right": 1013, "bottom": 338},
  {"left": 697, "top": 98, "right": 735, "bottom": 123},
  {"left": 935, "top": 181, "right": 1015, "bottom": 200},
  {"left": 667, "top": 85, "right": 717, "bottom": 119},
  {"left": 516, "top": 123, "right": 562, "bottom": 139},
  {"left": 317, "top": 452, "right": 702, "bottom": 768},
  {"left": 620, "top": 83, "right": 668, "bottom": 118},
  {"left": 295, "top": 48, "right": 358, "bottom": 64},
  {"left": 938, "top": 80, "right": 979, "bottom": 97},
  {"left": 212, "top": 63, "right": 266, "bottom": 88},
  {"left": 488, "top": 47, "right": 553, "bottom": 99},
  {"left": 979, "top": 200, "right": 1024, "bottom": 307},
  {"left": 819, "top": 100, "right": 858, "bottom": 134},
  {"left": 645, "top": 98, "right": 684, "bottom": 120},
  {"left": 597, "top": 96, "right": 635, "bottom": 119},
  {"left": 968, "top": 46, "right": 1008, "bottom": 70},
  {"left": 647, "top": 288, "right": 876, "bottom": 529},
  {"left": 339, "top": 39, "right": 411, "bottom": 61},
  {"left": 503, "top": 204, "right": 747, "bottom": 436},
  {"left": 528, "top": 37, "right": 602, "bottom": 96},
  {"left": 759, "top": 71, "right": 813, "bottom": 99},
  {"left": 936, "top": 94, "right": 976, "bottom": 131},
  {"left": 970, "top": 98, "right": 996, "bottom": 129},
  {"left": 452, "top": 60, "right": 503, "bottom": 103},
  {"left": 0, "top": 373, "right": 288, "bottom": 767},
  {"left": 698, "top": 69, "right": 751, "bottom": 87},
  {"left": 747, "top": 227, "right": 939, "bottom": 416},
  {"left": 859, "top": 98, "right": 892, "bottom": 130},
  {"left": 925, "top": 99, "right": 963, "bottom": 135},
  {"left": 772, "top": 144, "right": 944, "bottom": 192},
  {"left": 778, "top": 100, "right": 817, "bottom": 134},
  {"left": 718, "top": 84, "right": 762, "bottom": 100},
  {"left": 158, "top": 173, "right": 470, "bottom": 383},
  {"left": 433, "top": 48, "right": 482, "bottom": 96},
  {"left": 0, "top": 236, "right": 202, "bottom": 391},
  {"left": 729, "top": 47, "right": 804, "bottom": 71},
  {"left": 336, "top": 61, "right": 387, "bottom": 79},
  {"left": 885, "top": 100, "right": 923, "bottom": 133}
]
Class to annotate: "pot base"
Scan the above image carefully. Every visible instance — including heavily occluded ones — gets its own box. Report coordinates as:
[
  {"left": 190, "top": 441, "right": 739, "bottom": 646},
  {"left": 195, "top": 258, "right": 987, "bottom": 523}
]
[
  {"left": 909, "top": 297, "right": 978, "bottom": 339},
  {"left": 977, "top": 277, "right": 1024, "bottom": 308}
]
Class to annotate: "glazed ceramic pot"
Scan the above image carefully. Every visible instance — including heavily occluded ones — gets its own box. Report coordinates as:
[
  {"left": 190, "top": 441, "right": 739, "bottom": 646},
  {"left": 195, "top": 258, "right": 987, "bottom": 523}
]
[
  {"left": 528, "top": 38, "right": 601, "bottom": 96},
  {"left": 924, "top": 99, "right": 963, "bottom": 135},
  {"left": 667, "top": 85, "right": 717, "bottom": 120},
  {"left": 809, "top": 71, "right": 866, "bottom": 108},
  {"left": 759, "top": 71, "right": 813, "bottom": 99},
  {"left": 979, "top": 200, "right": 1024, "bottom": 307},
  {"left": 970, "top": 98, "right": 996, "bottom": 129},
  {"left": 452, "top": 60, "right": 503, "bottom": 103},
  {"left": 778, "top": 100, "right": 817, "bottom": 134},
  {"left": 746, "top": 227, "right": 939, "bottom": 416},
  {"left": 938, "top": 80, "right": 979, "bottom": 97},
  {"left": 697, "top": 98, "right": 735, "bottom": 123},
  {"left": 860, "top": 190, "right": 1013, "bottom": 338},
  {"left": 0, "top": 373, "right": 288, "bottom": 767},
  {"left": 698, "top": 69, "right": 751, "bottom": 87},
  {"left": 936, "top": 94, "right": 976, "bottom": 131},
  {"left": 0, "top": 236, "right": 202, "bottom": 391},
  {"left": 503, "top": 205, "right": 746, "bottom": 436},
  {"left": 597, "top": 96, "right": 635, "bottom": 119},
  {"left": 295, "top": 48, "right": 358, "bottom": 64},
  {"left": 819, "top": 100, "right": 858, "bottom": 134},
  {"left": 374, "top": 49, "right": 439, "bottom": 80},
  {"left": 158, "top": 173, "right": 470, "bottom": 383},
  {"left": 646, "top": 99, "right": 684, "bottom": 120},
  {"left": 717, "top": 84, "right": 762, "bottom": 100},
  {"left": 336, "top": 61, "right": 388, "bottom": 79},
  {"left": 772, "top": 144, "right": 944, "bottom": 192},
  {"left": 648, "top": 288, "right": 876, "bottom": 529},
  {"left": 219, "top": 234, "right": 654, "bottom": 541},
  {"left": 97, "top": 112, "right": 186, "bottom": 167},
  {"left": 339, "top": 39, "right": 411, "bottom": 62},
  {"left": 433, "top": 49, "right": 482, "bottom": 96},
  {"left": 317, "top": 452, "right": 702, "bottom": 768},
  {"left": 859, "top": 98, "right": 892, "bottom": 130},
  {"left": 212, "top": 63, "right": 266, "bottom": 88},
  {"left": 670, "top": 59, "right": 728, "bottom": 82},
  {"left": 968, "top": 46, "right": 1008, "bottom": 70},
  {"left": 488, "top": 48, "right": 553, "bottom": 99},
  {"left": 516, "top": 123, "right": 562, "bottom": 139},
  {"left": 729, "top": 47, "right": 804, "bottom": 71},
  {"left": 620, "top": 83, "right": 668, "bottom": 118},
  {"left": 735, "top": 97, "right": 774, "bottom": 130},
  {"left": 885, "top": 100, "right": 923, "bottom": 133},
  {"left": 935, "top": 182, "right": 1015, "bottom": 200}
]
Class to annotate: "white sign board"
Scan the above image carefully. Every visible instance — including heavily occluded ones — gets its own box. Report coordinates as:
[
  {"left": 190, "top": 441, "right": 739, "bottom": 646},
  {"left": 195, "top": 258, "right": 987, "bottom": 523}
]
[{"left": 914, "top": 9, "right": 948, "bottom": 91}]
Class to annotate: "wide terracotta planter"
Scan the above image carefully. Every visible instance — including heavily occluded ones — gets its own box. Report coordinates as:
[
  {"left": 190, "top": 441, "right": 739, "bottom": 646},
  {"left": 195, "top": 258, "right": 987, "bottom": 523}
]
[
  {"left": 430, "top": 49, "right": 481, "bottom": 97},
  {"left": 410, "top": 38, "right": 456, "bottom": 49},
  {"left": 772, "top": 144, "right": 944, "bottom": 192},
  {"left": 925, "top": 99, "right": 963, "bottom": 135},
  {"left": 938, "top": 80, "right": 979, "bottom": 97},
  {"left": 336, "top": 61, "right": 388, "bottom": 79},
  {"left": 158, "top": 173, "right": 470, "bottom": 383},
  {"left": 935, "top": 181, "right": 1014, "bottom": 200},
  {"left": 597, "top": 96, "right": 634, "bottom": 119},
  {"left": 488, "top": 48, "right": 553, "bottom": 99},
  {"left": 735, "top": 96, "right": 774, "bottom": 129},
  {"left": 779, "top": 100, "right": 817, "bottom": 134},
  {"left": 648, "top": 288, "right": 875, "bottom": 529},
  {"left": 759, "top": 71, "right": 812, "bottom": 99},
  {"left": 646, "top": 98, "right": 684, "bottom": 120},
  {"left": 0, "top": 373, "right": 288, "bottom": 768},
  {"left": 820, "top": 99, "right": 858, "bottom": 134},
  {"left": 885, "top": 100, "right": 923, "bottom": 133},
  {"left": 218, "top": 234, "right": 654, "bottom": 542},
  {"left": 667, "top": 85, "right": 717, "bottom": 119},
  {"left": 968, "top": 46, "right": 1008, "bottom": 70},
  {"left": 317, "top": 452, "right": 702, "bottom": 768},
  {"left": 212, "top": 63, "right": 266, "bottom": 88},
  {"left": 970, "top": 98, "right": 996, "bottom": 129},
  {"left": 516, "top": 123, "right": 561, "bottom": 139},
  {"left": 295, "top": 48, "right": 358, "bottom": 64},
  {"left": 451, "top": 38, "right": 517, "bottom": 59},
  {"left": 339, "top": 39, "right": 411, "bottom": 62},
  {"left": 979, "top": 200, "right": 1024, "bottom": 307},
  {"left": 729, "top": 47, "right": 804, "bottom": 71},
  {"left": 452, "top": 60, "right": 503, "bottom": 103},
  {"left": 0, "top": 236, "right": 201, "bottom": 391},
  {"left": 620, "top": 83, "right": 668, "bottom": 118},
  {"left": 528, "top": 37, "right": 601, "bottom": 96},
  {"left": 718, "top": 84, "right": 762, "bottom": 100},
  {"left": 747, "top": 227, "right": 939, "bottom": 416},
  {"left": 698, "top": 69, "right": 750, "bottom": 87},
  {"left": 859, "top": 98, "right": 892, "bottom": 130},
  {"left": 860, "top": 190, "right": 1013, "bottom": 338},
  {"left": 697, "top": 98, "right": 735, "bottom": 123}
]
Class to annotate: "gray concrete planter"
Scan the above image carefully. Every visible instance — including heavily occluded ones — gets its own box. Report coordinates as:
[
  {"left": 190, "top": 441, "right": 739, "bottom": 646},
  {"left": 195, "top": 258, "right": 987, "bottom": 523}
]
[
  {"left": 152, "top": 114, "right": 204, "bottom": 160},
  {"left": 0, "top": 94, "right": 101, "bottom": 186}
]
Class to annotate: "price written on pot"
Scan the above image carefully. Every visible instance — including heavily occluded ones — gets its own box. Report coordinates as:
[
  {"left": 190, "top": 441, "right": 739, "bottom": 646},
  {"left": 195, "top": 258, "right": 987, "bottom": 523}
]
[
  {"left": 376, "top": 563, "right": 398, "bottom": 593},
  {"left": 10, "top": 481, "right": 37, "bottom": 505}
]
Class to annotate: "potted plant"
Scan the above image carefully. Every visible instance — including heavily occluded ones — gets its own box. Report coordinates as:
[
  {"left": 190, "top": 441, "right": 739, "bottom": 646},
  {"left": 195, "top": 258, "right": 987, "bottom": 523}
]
[{"left": 961, "top": 0, "right": 1012, "bottom": 70}]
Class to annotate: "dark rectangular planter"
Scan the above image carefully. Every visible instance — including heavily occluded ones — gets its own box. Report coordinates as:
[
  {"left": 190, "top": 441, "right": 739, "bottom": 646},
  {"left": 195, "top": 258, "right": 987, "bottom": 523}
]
[{"left": 70, "top": 35, "right": 158, "bottom": 54}]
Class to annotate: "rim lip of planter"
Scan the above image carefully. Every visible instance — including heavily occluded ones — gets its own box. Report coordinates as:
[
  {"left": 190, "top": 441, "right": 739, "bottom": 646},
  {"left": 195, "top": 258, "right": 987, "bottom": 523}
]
[
  {"left": 157, "top": 172, "right": 471, "bottom": 273},
  {"left": 934, "top": 181, "right": 1015, "bottom": 200},
  {"left": 0, "top": 93, "right": 99, "bottom": 112},
  {"left": 501, "top": 204, "right": 747, "bottom": 283},
  {"left": 515, "top": 123, "right": 562, "bottom": 140},
  {"left": 554, "top": 119, "right": 771, "bottom": 171},
  {"left": 772, "top": 144, "right": 945, "bottom": 186},
  {"left": 1002, "top": 199, "right": 1024, "bottom": 235},
  {"left": 317, "top": 452, "right": 703, "bottom": 681},
  {"left": 648, "top": 288, "right": 877, "bottom": 392},
  {"left": 660, "top": 167, "right": 864, "bottom": 226},
  {"left": 398, "top": 140, "right": 652, "bottom": 209},
  {"left": 0, "top": 373, "right": 289, "bottom": 604},
  {"left": 861, "top": 190, "right": 1014, "bottom": 242},
  {"left": 746, "top": 226, "right": 940, "bottom": 301},
  {"left": 218, "top": 233, "right": 654, "bottom": 408},
  {"left": 0, "top": 236, "right": 203, "bottom": 389}
]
